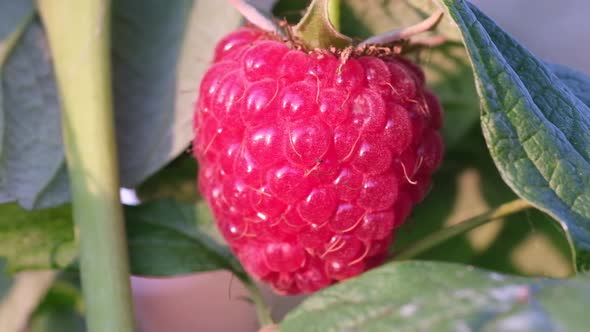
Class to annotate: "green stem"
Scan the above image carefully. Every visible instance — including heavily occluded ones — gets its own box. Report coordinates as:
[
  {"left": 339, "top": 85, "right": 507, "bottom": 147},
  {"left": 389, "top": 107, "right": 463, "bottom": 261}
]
[
  {"left": 394, "top": 199, "right": 532, "bottom": 260},
  {"left": 38, "top": 1, "right": 136, "bottom": 332},
  {"left": 294, "top": 0, "right": 351, "bottom": 49},
  {"left": 238, "top": 274, "right": 274, "bottom": 328}
]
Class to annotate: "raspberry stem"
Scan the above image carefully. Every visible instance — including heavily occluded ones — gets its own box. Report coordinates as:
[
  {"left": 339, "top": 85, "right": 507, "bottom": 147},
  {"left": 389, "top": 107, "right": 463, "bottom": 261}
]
[
  {"left": 394, "top": 199, "right": 533, "bottom": 260},
  {"left": 38, "top": 1, "right": 136, "bottom": 331},
  {"left": 294, "top": 0, "right": 352, "bottom": 49},
  {"left": 238, "top": 274, "right": 275, "bottom": 327}
]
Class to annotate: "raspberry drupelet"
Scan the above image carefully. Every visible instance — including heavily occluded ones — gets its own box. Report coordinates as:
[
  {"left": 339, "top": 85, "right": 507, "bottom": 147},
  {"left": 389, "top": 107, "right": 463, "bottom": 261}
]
[{"left": 193, "top": 27, "right": 443, "bottom": 294}]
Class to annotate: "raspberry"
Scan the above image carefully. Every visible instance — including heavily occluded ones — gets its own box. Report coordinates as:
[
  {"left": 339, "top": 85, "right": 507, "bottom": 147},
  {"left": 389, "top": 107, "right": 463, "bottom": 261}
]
[{"left": 193, "top": 27, "right": 443, "bottom": 294}]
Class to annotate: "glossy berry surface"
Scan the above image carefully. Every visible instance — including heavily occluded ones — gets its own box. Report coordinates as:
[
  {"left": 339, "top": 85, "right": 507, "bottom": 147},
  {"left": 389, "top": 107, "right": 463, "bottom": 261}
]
[{"left": 193, "top": 27, "right": 444, "bottom": 294}]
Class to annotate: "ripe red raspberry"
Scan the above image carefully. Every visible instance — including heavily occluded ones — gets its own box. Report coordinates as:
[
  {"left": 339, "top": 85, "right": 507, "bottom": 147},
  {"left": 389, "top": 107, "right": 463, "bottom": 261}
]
[{"left": 193, "top": 27, "right": 443, "bottom": 294}]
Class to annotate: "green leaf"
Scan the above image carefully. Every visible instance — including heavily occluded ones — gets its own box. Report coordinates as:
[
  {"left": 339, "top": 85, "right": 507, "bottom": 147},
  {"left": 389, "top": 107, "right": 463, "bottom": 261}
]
[
  {"left": 442, "top": 0, "right": 590, "bottom": 271},
  {"left": 0, "top": 1, "right": 246, "bottom": 208},
  {"left": 548, "top": 62, "right": 590, "bottom": 108},
  {"left": 280, "top": 261, "right": 590, "bottom": 332},
  {"left": 0, "top": 203, "right": 76, "bottom": 271},
  {"left": 0, "top": 1, "right": 33, "bottom": 40},
  {"left": 0, "top": 20, "right": 70, "bottom": 209},
  {"left": 30, "top": 300, "right": 86, "bottom": 332},
  {"left": 135, "top": 153, "right": 199, "bottom": 203},
  {"left": 30, "top": 276, "right": 86, "bottom": 332},
  {"left": 124, "top": 199, "right": 242, "bottom": 277},
  {"left": 0, "top": 199, "right": 242, "bottom": 278},
  {"left": 273, "top": 0, "right": 308, "bottom": 24},
  {"left": 111, "top": 0, "right": 243, "bottom": 187}
]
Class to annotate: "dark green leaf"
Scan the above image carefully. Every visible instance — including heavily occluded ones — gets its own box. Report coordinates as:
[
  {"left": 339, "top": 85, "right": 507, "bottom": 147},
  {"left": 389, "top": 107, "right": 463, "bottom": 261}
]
[
  {"left": 548, "top": 62, "right": 590, "bottom": 108},
  {"left": 30, "top": 276, "right": 86, "bottom": 332},
  {"left": 135, "top": 153, "right": 199, "bottom": 203},
  {"left": 125, "top": 199, "right": 242, "bottom": 277},
  {"left": 0, "top": 1, "right": 33, "bottom": 40},
  {"left": 0, "top": 199, "right": 242, "bottom": 277},
  {"left": 0, "top": 1, "right": 247, "bottom": 208},
  {"left": 0, "top": 20, "right": 69, "bottom": 209},
  {"left": 443, "top": 0, "right": 590, "bottom": 271},
  {"left": 30, "top": 303, "right": 86, "bottom": 332},
  {"left": 281, "top": 261, "right": 590, "bottom": 332},
  {"left": 273, "top": 0, "right": 308, "bottom": 24},
  {"left": 111, "top": 0, "right": 244, "bottom": 187}
]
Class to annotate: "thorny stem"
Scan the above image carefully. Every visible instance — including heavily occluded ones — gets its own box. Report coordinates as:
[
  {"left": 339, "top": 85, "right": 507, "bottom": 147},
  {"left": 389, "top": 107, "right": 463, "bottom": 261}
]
[
  {"left": 238, "top": 274, "right": 275, "bottom": 328},
  {"left": 38, "top": 1, "right": 136, "bottom": 331},
  {"left": 394, "top": 199, "right": 533, "bottom": 260}
]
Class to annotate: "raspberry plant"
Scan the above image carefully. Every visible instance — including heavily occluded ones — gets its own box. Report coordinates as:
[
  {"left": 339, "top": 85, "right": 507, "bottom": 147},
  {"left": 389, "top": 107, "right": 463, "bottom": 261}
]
[{"left": 1, "top": 0, "right": 590, "bottom": 331}]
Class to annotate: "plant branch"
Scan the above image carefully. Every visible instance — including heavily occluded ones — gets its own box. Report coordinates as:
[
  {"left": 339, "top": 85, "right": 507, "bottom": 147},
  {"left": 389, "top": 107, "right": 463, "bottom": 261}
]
[
  {"left": 394, "top": 199, "right": 533, "bottom": 260},
  {"left": 38, "top": 1, "right": 136, "bottom": 331},
  {"left": 0, "top": 271, "right": 56, "bottom": 332}
]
